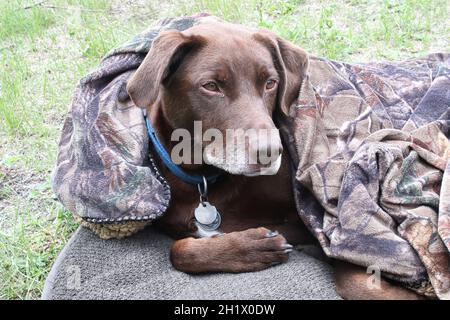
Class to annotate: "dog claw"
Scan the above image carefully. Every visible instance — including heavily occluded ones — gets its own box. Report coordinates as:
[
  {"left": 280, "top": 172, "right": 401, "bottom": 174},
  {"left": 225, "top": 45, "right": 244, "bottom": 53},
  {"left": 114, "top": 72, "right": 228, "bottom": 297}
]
[
  {"left": 266, "top": 230, "right": 279, "bottom": 238},
  {"left": 281, "top": 243, "right": 293, "bottom": 249},
  {"left": 284, "top": 249, "right": 293, "bottom": 254}
]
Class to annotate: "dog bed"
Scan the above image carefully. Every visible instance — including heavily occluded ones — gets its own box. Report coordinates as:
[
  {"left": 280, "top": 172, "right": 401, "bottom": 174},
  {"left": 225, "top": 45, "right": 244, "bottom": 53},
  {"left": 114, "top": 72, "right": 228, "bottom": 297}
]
[
  {"left": 42, "top": 226, "right": 340, "bottom": 300},
  {"left": 50, "top": 14, "right": 450, "bottom": 298}
]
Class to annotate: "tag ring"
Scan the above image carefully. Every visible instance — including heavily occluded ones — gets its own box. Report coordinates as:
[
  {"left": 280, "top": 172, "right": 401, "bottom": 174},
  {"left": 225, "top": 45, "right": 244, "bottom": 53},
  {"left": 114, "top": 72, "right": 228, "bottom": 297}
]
[{"left": 197, "top": 176, "right": 208, "bottom": 204}]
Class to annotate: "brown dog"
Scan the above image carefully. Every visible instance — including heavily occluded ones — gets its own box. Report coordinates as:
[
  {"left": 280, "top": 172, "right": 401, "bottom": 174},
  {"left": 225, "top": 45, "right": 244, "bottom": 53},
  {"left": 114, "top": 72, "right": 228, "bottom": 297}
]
[{"left": 126, "top": 19, "right": 424, "bottom": 300}]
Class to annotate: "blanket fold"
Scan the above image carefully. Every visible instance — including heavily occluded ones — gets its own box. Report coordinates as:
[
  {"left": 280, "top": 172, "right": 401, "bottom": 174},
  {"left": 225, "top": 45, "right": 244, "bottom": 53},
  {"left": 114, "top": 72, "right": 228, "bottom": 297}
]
[{"left": 52, "top": 15, "right": 450, "bottom": 298}]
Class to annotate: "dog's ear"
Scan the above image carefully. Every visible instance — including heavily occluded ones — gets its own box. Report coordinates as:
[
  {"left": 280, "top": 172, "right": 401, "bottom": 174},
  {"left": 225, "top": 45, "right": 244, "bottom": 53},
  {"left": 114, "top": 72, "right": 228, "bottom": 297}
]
[
  {"left": 127, "top": 30, "right": 204, "bottom": 108},
  {"left": 254, "top": 31, "right": 309, "bottom": 115}
]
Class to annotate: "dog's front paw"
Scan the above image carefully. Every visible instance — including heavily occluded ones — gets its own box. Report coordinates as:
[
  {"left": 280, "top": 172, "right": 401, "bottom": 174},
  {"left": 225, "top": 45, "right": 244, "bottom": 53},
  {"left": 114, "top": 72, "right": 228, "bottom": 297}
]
[
  {"left": 170, "top": 227, "right": 292, "bottom": 273},
  {"left": 224, "top": 227, "right": 293, "bottom": 272}
]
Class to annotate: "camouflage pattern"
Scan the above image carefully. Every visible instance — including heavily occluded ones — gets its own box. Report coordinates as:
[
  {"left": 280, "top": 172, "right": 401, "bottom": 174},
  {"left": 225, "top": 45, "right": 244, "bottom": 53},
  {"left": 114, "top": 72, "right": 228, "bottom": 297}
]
[
  {"left": 52, "top": 15, "right": 450, "bottom": 298},
  {"left": 285, "top": 55, "right": 450, "bottom": 299}
]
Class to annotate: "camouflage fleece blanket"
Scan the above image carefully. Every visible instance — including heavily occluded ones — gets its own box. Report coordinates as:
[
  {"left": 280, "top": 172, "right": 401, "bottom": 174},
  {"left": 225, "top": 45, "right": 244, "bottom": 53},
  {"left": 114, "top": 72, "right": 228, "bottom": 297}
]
[{"left": 52, "top": 15, "right": 450, "bottom": 298}]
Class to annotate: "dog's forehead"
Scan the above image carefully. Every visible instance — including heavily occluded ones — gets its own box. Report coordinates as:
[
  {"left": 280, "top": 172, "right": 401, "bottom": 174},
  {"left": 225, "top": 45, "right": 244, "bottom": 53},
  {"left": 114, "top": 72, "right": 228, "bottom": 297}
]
[
  {"left": 184, "top": 22, "right": 274, "bottom": 70},
  {"left": 187, "top": 22, "right": 269, "bottom": 52}
]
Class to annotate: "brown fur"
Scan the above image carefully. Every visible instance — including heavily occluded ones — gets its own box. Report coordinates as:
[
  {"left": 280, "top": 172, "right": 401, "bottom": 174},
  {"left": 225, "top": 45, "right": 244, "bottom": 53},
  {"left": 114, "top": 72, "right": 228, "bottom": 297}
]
[{"left": 126, "top": 20, "right": 423, "bottom": 299}]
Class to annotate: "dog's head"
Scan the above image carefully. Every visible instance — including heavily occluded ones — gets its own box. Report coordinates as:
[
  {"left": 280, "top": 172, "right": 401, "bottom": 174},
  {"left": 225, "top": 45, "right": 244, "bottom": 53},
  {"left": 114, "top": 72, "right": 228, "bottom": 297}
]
[{"left": 127, "top": 20, "right": 309, "bottom": 176}]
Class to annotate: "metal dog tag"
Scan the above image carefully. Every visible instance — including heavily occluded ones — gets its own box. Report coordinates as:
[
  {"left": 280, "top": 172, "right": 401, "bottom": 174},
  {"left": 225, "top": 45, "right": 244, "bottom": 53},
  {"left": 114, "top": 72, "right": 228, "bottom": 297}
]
[
  {"left": 194, "top": 176, "right": 221, "bottom": 231},
  {"left": 194, "top": 202, "right": 221, "bottom": 230},
  {"left": 195, "top": 202, "right": 218, "bottom": 225}
]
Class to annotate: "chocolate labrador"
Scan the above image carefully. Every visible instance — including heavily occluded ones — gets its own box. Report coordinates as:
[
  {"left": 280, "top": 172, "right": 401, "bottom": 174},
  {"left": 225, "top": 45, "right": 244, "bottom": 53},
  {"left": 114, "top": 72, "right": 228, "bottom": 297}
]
[{"left": 126, "top": 19, "right": 424, "bottom": 300}]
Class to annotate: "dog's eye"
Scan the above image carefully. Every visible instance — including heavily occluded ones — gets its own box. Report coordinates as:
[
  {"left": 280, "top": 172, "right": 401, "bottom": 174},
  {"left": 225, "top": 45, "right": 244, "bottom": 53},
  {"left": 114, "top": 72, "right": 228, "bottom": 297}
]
[
  {"left": 202, "top": 82, "right": 219, "bottom": 92},
  {"left": 265, "top": 79, "right": 277, "bottom": 90}
]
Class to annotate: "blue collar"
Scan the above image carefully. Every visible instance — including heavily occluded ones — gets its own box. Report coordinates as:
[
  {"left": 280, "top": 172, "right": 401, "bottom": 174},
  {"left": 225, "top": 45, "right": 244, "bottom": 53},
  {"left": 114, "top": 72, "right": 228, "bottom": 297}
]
[{"left": 143, "top": 109, "right": 221, "bottom": 187}]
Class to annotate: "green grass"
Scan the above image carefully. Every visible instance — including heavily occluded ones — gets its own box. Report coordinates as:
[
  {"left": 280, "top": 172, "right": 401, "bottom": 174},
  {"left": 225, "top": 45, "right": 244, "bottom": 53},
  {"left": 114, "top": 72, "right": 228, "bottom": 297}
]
[
  {"left": 0, "top": 0, "right": 449, "bottom": 299},
  {"left": 0, "top": 1, "right": 55, "bottom": 41}
]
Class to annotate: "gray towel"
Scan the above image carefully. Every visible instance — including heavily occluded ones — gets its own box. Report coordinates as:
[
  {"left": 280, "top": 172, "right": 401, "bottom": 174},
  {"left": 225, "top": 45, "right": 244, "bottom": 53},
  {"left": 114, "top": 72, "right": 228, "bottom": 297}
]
[{"left": 42, "top": 227, "right": 340, "bottom": 300}]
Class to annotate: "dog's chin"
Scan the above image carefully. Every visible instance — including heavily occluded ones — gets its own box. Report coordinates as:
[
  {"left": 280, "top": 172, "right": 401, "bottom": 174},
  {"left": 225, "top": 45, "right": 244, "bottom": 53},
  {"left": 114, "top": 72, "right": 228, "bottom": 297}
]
[{"left": 204, "top": 153, "right": 282, "bottom": 177}]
